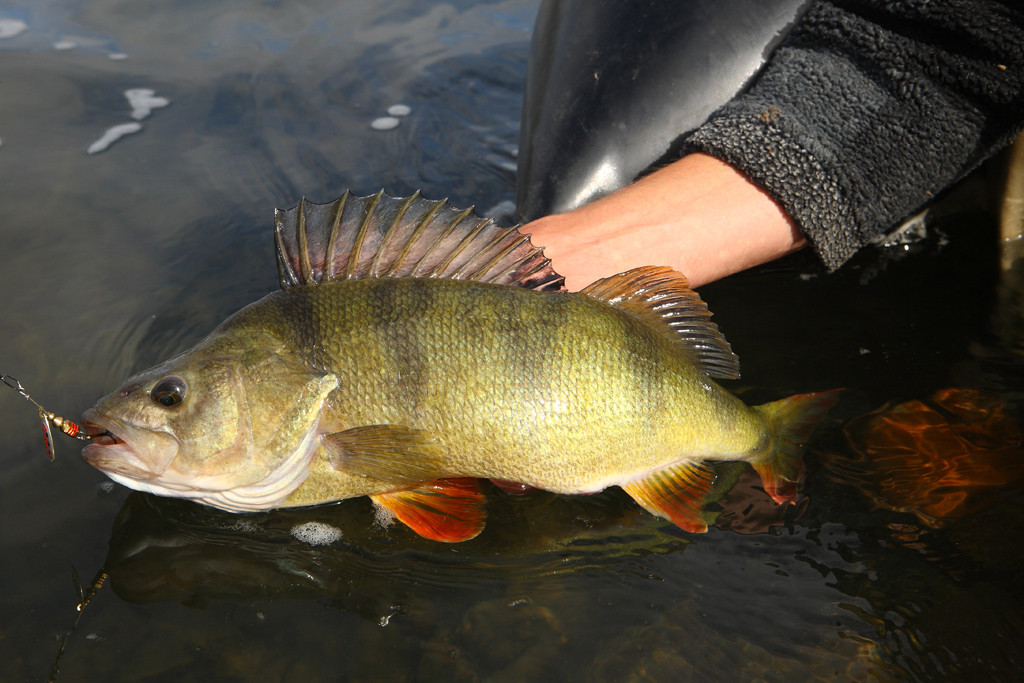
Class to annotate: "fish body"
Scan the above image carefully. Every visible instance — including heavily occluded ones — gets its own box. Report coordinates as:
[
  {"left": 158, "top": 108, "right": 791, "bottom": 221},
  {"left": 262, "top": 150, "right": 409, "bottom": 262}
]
[
  {"left": 83, "top": 192, "right": 836, "bottom": 541},
  {"left": 274, "top": 277, "right": 757, "bottom": 499}
]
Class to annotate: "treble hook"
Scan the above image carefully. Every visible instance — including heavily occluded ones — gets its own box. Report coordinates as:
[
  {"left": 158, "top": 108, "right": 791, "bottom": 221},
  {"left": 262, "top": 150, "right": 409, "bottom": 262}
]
[{"left": 2, "top": 374, "right": 92, "bottom": 461}]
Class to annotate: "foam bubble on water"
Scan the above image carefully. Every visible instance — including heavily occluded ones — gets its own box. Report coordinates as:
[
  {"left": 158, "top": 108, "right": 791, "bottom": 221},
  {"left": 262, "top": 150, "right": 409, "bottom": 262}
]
[
  {"left": 373, "top": 502, "right": 396, "bottom": 528},
  {"left": 0, "top": 18, "right": 27, "bottom": 39},
  {"left": 54, "top": 40, "right": 77, "bottom": 51},
  {"left": 371, "top": 116, "right": 400, "bottom": 131},
  {"left": 387, "top": 104, "right": 411, "bottom": 117},
  {"left": 290, "top": 521, "right": 342, "bottom": 546},
  {"left": 108, "top": 52, "right": 128, "bottom": 60},
  {"left": 227, "top": 518, "right": 260, "bottom": 533},
  {"left": 126, "top": 88, "right": 169, "bottom": 120},
  {"left": 86, "top": 122, "right": 142, "bottom": 155}
]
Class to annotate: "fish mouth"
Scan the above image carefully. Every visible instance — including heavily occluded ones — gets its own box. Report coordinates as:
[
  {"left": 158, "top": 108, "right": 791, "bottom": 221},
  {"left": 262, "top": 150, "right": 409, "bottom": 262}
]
[
  {"left": 80, "top": 409, "right": 159, "bottom": 481},
  {"left": 83, "top": 423, "right": 121, "bottom": 446}
]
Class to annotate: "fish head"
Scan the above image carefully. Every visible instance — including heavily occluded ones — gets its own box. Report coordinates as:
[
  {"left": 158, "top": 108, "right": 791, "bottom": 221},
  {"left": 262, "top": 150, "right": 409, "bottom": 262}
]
[
  {"left": 82, "top": 337, "right": 338, "bottom": 510},
  {"left": 83, "top": 355, "right": 251, "bottom": 483}
]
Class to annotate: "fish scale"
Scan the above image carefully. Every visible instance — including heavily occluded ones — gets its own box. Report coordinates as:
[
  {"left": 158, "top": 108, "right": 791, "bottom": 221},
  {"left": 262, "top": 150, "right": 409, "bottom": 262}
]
[{"left": 254, "top": 277, "right": 760, "bottom": 495}]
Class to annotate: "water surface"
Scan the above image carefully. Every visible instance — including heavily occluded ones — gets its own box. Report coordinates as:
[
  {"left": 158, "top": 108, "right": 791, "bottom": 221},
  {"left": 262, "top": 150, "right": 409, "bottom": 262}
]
[{"left": 1, "top": 1, "right": 1022, "bottom": 680}]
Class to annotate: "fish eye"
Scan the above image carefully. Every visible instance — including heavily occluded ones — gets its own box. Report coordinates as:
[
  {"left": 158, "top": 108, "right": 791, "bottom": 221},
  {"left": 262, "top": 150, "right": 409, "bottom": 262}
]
[{"left": 151, "top": 376, "right": 187, "bottom": 408}]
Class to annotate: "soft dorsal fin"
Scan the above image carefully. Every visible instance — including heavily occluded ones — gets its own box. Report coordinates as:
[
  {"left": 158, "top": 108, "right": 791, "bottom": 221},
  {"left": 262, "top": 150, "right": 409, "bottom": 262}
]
[
  {"left": 580, "top": 266, "right": 740, "bottom": 379},
  {"left": 274, "top": 191, "right": 564, "bottom": 291}
]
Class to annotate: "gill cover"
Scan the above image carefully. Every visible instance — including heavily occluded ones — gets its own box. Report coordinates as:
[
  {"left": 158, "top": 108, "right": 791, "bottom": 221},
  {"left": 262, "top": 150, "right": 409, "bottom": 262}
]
[
  {"left": 84, "top": 341, "right": 338, "bottom": 511},
  {"left": 199, "top": 353, "right": 339, "bottom": 511}
]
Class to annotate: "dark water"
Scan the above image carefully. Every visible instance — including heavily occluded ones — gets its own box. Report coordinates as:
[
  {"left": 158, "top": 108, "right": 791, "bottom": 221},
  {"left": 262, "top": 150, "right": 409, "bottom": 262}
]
[{"left": 2, "top": 1, "right": 1023, "bottom": 680}]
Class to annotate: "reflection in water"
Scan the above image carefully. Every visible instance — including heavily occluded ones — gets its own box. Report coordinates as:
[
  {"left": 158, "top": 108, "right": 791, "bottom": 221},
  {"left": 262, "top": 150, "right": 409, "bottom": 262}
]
[
  {"left": 0, "top": 17, "right": 28, "bottom": 39},
  {"left": 829, "top": 388, "right": 1024, "bottom": 528},
  {"left": 102, "top": 463, "right": 762, "bottom": 609},
  {"left": 998, "top": 248, "right": 1024, "bottom": 355},
  {"left": 86, "top": 88, "right": 170, "bottom": 154},
  {"left": 715, "top": 467, "right": 810, "bottom": 535},
  {"left": 125, "top": 88, "right": 169, "bottom": 121},
  {"left": 815, "top": 388, "right": 1024, "bottom": 677},
  {"left": 91, "top": 485, "right": 886, "bottom": 680},
  {"left": 103, "top": 491, "right": 676, "bottom": 608},
  {"left": 85, "top": 122, "right": 142, "bottom": 155}
]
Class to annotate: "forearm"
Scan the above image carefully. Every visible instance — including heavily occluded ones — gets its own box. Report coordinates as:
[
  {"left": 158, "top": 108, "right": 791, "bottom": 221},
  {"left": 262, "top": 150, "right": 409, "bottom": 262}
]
[
  {"left": 524, "top": 153, "right": 805, "bottom": 290},
  {"left": 684, "top": 1, "right": 1024, "bottom": 268}
]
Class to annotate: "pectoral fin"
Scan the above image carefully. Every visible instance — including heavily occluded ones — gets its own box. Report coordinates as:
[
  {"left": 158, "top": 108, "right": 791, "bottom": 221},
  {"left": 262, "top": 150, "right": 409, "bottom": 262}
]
[
  {"left": 321, "top": 425, "right": 448, "bottom": 486},
  {"left": 371, "top": 478, "right": 487, "bottom": 542},
  {"left": 621, "top": 461, "right": 716, "bottom": 533}
]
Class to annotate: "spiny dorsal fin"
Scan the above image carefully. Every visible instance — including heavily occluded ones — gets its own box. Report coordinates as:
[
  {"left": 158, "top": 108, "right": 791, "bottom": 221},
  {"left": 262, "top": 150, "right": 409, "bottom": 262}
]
[
  {"left": 274, "top": 191, "right": 564, "bottom": 291},
  {"left": 580, "top": 266, "right": 740, "bottom": 380}
]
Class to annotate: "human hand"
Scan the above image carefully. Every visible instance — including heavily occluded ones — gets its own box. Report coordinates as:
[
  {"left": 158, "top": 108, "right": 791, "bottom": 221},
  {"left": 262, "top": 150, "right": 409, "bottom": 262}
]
[{"left": 521, "top": 153, "right": 806, "bottom": 290}]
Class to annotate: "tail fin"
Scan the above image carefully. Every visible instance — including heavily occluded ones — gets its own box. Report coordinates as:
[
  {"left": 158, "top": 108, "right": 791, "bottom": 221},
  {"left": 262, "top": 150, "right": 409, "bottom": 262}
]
[{"left": 751, "top": 390, "right": 841, "bottom": 504}]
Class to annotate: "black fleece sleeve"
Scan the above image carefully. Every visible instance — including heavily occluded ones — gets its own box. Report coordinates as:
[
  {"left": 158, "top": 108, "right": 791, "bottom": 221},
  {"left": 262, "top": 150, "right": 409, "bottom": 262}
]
[{"left": 682, "top": 0, "right": 1024, "bottom": 270}]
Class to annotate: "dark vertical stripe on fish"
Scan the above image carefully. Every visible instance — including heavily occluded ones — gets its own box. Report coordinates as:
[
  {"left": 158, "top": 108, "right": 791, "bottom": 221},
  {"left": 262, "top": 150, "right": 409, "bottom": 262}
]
[
  {"left": 537, "top": 292, "right": 575, "bottom": 418},
  {"left": 286, "top": 288, "right": 330, "bottom": 373},
  {"left": 391, "top": 278, "right": 430, "bottom": 412},
  {"left": 618, "top": 307, "right": 666, "bottom": 433},
  {"left": 366, "top": 280, "right": 412, "bottom": 412}
]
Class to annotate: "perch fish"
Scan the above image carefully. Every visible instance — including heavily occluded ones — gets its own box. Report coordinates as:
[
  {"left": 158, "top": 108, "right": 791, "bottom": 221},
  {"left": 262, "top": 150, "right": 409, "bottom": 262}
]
[{"left": 82, "top": 191, "right": 837, "bottom": 541}]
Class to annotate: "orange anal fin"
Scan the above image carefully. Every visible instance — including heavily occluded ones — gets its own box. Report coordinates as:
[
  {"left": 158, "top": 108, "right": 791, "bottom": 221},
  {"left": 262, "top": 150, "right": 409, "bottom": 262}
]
[
  {"left": 370, "top": 478, "right": 486, "bottom": 542},
  {"left": 621, "top": 461, "right": 716, "bottom": 533}
]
